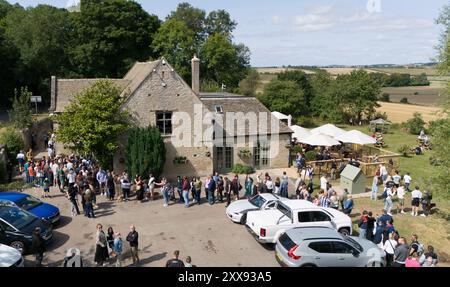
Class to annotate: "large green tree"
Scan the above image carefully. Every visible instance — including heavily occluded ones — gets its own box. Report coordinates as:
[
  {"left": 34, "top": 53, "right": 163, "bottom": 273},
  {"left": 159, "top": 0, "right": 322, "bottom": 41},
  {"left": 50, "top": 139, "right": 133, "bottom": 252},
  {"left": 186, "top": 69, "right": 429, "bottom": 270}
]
[
  {"left": 4, "top": 4, "right": 72, "bottom": 105},
  {"left": 205, "top": 9, "right": 237, "bottom": 39},
  {"left": 9, "top": 87, "right": 33, "bottom": 130},
  {"left": 126, "top": 126, "right": 166, "bottom": 179},
  {"left": 69, "top": 0, "right": 160, "bottom": 78},
  {"left": 152, "top": 18, "right": 195, "bottom": 83},
  {"left": 55, "top": 80, "right": 130, "bottom": 168},
  {"left": 201, "top": 33, "right": 250, "bottom": 89},
  {"left": 259, "top": 80, "right": 308, "bottom": 118},
  {"left": 277, "top": 70, "right": 314, "bottom": 110},
  {"left": 431, "top": 5, "right": 450, "bottom": 199},
  {"left": 167, "top": 2, "right": 206, "bottom": 47}
]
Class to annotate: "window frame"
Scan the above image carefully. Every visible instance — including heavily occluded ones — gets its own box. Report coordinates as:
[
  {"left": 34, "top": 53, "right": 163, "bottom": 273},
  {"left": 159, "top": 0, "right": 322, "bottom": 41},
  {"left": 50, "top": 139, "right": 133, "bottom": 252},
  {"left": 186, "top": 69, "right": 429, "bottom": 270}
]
[{"left": 156, "top": 111, "right": 173, "bottom": 135}]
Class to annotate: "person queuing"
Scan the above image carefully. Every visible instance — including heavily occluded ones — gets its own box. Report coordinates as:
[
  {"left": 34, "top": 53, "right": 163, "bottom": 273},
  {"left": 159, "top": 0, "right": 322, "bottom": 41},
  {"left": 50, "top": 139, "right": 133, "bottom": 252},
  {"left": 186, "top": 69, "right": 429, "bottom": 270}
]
[{"left": 126, "top": 225, "right": 140, "bottom": 265}]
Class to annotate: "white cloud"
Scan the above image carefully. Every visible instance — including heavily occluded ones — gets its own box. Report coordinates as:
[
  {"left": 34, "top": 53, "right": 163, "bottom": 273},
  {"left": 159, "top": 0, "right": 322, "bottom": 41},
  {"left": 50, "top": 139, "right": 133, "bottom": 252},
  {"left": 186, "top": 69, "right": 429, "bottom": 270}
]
[
  {"left": 294, "top": 14, "right": 334, "bottom": 32},
  {"left": 340, "top": 12, "right": 380, "bottom": 23},
  {"left": 307, "top": 4, "right": 334, "bottom": 15},
  {"left": 272, "top": 15, "right": 281, "bottom": 24}
]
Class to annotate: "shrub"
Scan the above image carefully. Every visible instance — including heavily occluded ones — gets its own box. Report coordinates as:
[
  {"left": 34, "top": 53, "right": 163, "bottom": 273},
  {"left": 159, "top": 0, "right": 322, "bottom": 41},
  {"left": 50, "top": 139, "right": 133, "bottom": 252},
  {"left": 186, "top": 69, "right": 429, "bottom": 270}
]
[
  {"left": 305, "top": 150, "right": 316, "bottom": 162},
  {"left": 0, "top": 157, "right": 7, "bottom": 184},
  {"left": 404, "top": 112, "right": 425, "bottom": 135},
  {"left": 400, "top": 97, "right": 408, "bottom": 104},
  {"left": 0, "top": 129, "right": 25, "bottom": 164},
  {"left": 231, "top": 164, "right": 255, "bottom": 174},
  {"left": 126, "top": 126, "right": 166, "bottom": 179},
  {"left": 380, "top": 93, "right": 390, "bottom": 102},
  {"left": 397, "top": 145, "right": 410, "bottom": 157},
  {"left": 296, "top": 116, "right": 316, "bottom": 128},
  {"left": 292, "top": 145, "right": 303, "bottom": 154}
]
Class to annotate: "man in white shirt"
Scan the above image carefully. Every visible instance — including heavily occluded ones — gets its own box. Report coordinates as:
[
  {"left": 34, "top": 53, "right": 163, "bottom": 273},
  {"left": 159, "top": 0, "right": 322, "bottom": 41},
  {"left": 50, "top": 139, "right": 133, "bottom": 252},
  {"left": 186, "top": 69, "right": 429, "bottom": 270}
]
[
  {"left": 16, "top": 151, "right": 25, "bottom": 172},
  {"left": 51, "top": 161, "right": 59, "bottom": 187},
  {"left": 380, "top": 164, "right": 388, "bottom": 183},
  {"left": 403, "top": 173, "right": 412, "bottom": 192},
  {"left": 320, "top": 174, "right": 328, "bottom": 191},
  {"left": 396, "top": 185, "right": 406, "bottom": 214},
  {"left": 67, "top": 169, "right": 76, "bottom": 187},
  {"left": 392, "top": 171, "right": 401, "bottom": 187},
  {"left": 384, "top": 186, "right": 394, "bottom": 215},
  {"left": 411, "top": 186, "right": 422, "bottom": 216}
]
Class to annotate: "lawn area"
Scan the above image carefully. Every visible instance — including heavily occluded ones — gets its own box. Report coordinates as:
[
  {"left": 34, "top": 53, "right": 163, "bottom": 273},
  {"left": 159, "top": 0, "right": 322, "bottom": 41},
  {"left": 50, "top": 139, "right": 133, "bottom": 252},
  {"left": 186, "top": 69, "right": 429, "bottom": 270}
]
[{"left": 335, "top": 124, "right": 450, "bottom": 263}]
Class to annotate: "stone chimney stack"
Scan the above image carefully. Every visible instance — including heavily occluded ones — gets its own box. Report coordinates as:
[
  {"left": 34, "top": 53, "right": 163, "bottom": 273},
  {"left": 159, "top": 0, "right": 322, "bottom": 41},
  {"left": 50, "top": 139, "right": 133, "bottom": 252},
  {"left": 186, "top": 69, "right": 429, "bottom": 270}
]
[
  {"left": 50, "top": 76, "right": 57, "bottom": 112},
  {"left": 191, "top": 55, "right": 200, "bottom": 95}
]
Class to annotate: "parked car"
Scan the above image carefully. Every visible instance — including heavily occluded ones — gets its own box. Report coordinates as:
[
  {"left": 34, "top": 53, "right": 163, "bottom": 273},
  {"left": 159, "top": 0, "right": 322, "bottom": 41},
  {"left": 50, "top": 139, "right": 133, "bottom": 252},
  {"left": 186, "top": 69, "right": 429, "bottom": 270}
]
[
  {"left": 245, "top": 200, "right": 352, "bottom": 244},
  {"left": 275, "top": 226, "right": 385, "bottom": 267},
  {"left": 0, "top": 192, "right": 60, "bottom": 225},
  {"left": 0, "top": 201, "right": 53, "bottom": 254},
  {"left": 226, "top": 193, "right": 290, "bottom": 224},
  {"left": 0, "top": 243, "right": 24, "bottom": 267}
]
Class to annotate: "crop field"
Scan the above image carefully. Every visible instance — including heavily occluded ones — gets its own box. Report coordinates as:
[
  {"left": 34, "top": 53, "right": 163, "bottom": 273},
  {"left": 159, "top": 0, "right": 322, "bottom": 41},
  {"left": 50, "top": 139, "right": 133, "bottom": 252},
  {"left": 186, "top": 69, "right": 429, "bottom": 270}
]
[
  {"left": 382, "top": 85, "right": 443, "bottom": 106},
  {"left": 371, "top": 67, "right": 439, "bottom": 76},
  {"left": 376, "top": 102, "right": 441, "bottom": 123}
]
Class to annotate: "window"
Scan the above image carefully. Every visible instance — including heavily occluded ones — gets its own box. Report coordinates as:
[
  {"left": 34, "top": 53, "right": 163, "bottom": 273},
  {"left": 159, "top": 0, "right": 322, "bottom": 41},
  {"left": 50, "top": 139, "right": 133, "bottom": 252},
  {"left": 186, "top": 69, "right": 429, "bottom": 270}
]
[
  {"left": 225, "top": 147, "right": 233, "bottom": 168},
  {"left": 298, "top": 211, "right": 311, "bottom": 222},
  {"left": 261, "top": 143, "right": 270, "bottom": 166},
  {"left": 253, "top": 146, "right": 260, "bottom": 167},
  {"left": 215, "top": 105, "right": 223, "bottom": 114},
  {"left": 156, "top": 112, "right": 172, "bottom": 135},
  {"left": 253, "top": 141, "right": 270, "bottom": 167},
  {"left": 216, "top": 147, "right": 224, "bottom": 170},
  {"left": 311, "top": 211, "right": 331, "bottom": 222},
  {"left": 279, "top": 233, "right": 296, "bottom": 251},
  {"left": 309, "top": 242, "right": 333, "bottom": 253},
  {"left": 332, "top": 242, "right": 355, "bottom": 254}
]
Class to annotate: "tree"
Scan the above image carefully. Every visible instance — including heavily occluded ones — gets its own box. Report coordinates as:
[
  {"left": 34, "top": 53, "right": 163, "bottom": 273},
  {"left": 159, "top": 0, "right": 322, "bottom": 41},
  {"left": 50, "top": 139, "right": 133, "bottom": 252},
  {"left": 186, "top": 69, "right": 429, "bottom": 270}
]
[
  {"left": 205, "top": 10, "right": 237, "bottom": 39},
  {"left": 167, "top": 2, "right": 206, "bottom": 47},
  {"left": 126, "top": 126, "right": 166, "bottom": 179},
  {"left": 0, "top": 128, "right": 24, "bottom": 164},
  {"left": 436, "top": 3, "right": 450, "bottom": 74},
  {"left": 69, "top": 0, "right": 160, "bottom": 78},
  {"left": 404, "top": 112, "right": 425, "bottom": 135},
  {"left": 55, "top": 80, "right": 130, "bottom": 168},
  {"left": 201, "top": 33, "right": 250, "bottom": 89},
  {"left": 239, "top": 68, "right": 260, "bottom": 96},
  {"left": 258, "top": 80, "right": 307, "bottom": 118},
  {"left": 9, "top": 87, "right": 33, "bottom": 130},
  {"left": 277, "top": 70, "right": 313, "bottom": 109},
  {"left": 4, "top": 5, "right": 72, "bottom": 105},
  {"left": 152, "top": 18, "right": 195, "bottom": 83}
]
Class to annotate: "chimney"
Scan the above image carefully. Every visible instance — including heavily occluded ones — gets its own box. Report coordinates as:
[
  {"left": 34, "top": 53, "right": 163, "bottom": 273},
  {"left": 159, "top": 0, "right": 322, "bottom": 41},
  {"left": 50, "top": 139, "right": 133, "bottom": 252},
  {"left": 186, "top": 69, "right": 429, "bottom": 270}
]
[{"left": 191, "top": 55, "right": 200, "bottom": 95}]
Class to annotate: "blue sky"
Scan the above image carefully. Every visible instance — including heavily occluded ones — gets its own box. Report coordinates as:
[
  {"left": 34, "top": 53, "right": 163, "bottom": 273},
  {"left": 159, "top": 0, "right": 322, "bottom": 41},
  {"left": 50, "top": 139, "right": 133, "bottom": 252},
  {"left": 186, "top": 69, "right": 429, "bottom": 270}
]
[{"left": 7, "top": 0, "right": 449, "bottom": 67}]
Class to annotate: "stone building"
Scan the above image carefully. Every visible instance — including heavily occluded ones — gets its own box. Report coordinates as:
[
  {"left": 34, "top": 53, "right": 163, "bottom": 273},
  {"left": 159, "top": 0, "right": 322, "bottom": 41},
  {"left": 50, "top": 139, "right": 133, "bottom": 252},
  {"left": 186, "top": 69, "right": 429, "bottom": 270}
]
[{"left": 50, "top": 56, "right": 292, "bottom": 178}]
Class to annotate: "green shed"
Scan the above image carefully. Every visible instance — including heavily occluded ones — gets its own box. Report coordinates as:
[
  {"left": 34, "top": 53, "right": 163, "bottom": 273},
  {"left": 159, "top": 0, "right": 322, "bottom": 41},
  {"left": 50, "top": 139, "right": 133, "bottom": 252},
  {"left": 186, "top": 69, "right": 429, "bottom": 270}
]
[{"left": 340, "top": 165, "right": 367, "bottom": 194}]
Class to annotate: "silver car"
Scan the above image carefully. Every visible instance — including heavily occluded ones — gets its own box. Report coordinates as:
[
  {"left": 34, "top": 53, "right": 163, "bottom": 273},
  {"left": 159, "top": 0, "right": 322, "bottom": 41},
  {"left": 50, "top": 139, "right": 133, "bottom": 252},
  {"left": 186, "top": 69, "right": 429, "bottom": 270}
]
[{"left": 275, "top": 226, "right": 385, "bottom": 267}]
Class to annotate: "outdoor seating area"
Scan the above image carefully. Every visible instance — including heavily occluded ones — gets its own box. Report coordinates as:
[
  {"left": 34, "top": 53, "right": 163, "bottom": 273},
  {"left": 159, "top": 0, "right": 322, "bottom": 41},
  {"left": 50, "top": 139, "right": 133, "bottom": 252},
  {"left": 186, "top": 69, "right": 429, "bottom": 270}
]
[{"left": 287, "top": 121, "right": 401, "bottom": 179}]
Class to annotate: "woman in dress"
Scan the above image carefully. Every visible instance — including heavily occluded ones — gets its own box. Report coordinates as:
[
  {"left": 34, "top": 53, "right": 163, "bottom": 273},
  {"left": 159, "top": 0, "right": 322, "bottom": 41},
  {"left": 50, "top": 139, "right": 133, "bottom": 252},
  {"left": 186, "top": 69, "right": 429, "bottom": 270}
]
[{"left": 94, "top": 224, "right": 109, "bottom": 266}]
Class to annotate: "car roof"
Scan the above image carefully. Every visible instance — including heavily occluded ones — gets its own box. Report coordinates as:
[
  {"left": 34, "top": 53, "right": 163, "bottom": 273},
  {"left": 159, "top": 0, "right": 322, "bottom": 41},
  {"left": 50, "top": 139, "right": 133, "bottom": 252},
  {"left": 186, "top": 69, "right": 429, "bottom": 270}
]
[
  {"left": 0, "top": 192, "right": 27, "bottom": 202},
  {"left": 285, "top": 227, "right": 343, "bottom": 242},
  {"left": 281, "top": 199, "right": 316, "bottom": 209},
  {"left": 259, "top": 193, "right": 287, "bottom": 201}
]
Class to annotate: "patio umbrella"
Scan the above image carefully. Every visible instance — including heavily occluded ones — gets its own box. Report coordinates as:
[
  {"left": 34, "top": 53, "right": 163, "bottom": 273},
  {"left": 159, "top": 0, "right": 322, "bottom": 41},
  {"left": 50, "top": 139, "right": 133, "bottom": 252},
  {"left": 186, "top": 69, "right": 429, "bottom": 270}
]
[
  {"left": 300, "top": 133, "right": 341, "bottom": 146},
  {"left": 334, "top": 130, "right": 377, "bottom": 145},
  {"left": 290, "top": 125, "right": 311, "bottom": 141},
  {"left": 310, "top": 124, "right": 346, "bottom": 138}
]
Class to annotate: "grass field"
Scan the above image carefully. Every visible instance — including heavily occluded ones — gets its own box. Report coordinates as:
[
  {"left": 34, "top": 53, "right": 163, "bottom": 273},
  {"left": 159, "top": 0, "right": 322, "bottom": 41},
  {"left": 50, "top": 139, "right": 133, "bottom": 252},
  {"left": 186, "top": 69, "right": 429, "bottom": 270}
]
[
  {"left": 381, "top": 85, "right": 443, "bottom": 106},
  {"left": 335, "top": 124, "right": 450, "bottom": 263}
]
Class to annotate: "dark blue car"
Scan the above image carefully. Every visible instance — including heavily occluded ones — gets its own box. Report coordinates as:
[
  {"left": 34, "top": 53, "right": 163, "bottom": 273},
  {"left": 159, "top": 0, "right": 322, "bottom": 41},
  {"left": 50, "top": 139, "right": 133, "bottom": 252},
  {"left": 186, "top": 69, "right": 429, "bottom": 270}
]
[{"left": 0, "top": 193, "right": 60, "bottom": 225}]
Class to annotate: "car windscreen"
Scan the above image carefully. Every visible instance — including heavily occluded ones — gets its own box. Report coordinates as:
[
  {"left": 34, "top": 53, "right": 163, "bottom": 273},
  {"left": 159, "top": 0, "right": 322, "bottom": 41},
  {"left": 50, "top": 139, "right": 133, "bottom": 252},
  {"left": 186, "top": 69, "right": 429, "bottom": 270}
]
[
  {"left": 248, "top": 195, "right": 266, "bottom": 208},
  {"left": 342, "top": 235, "right": 364, "bottom": 252},
  {"left": 0, "top": 207, "right": 37, "bottom": 230},
  {"left": 276, "top": 202, "right": 292, "bottom": 221},
  {"left": 14, "top": 196, "right": 42, "bottom": 211}
]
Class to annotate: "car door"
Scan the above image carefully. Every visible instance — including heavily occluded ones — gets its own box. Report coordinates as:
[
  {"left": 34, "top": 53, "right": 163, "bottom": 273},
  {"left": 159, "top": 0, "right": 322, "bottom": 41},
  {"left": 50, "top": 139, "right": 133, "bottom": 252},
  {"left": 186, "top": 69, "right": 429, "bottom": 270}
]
[
  {"left": 298, "top": 210, "right": 334, "bottom": 229},
  {"left": 307, "top": 241, "right": 338, "bottom": 267},
  {"left": 330, "top": 241, "right": 361, "bottom": 267}
]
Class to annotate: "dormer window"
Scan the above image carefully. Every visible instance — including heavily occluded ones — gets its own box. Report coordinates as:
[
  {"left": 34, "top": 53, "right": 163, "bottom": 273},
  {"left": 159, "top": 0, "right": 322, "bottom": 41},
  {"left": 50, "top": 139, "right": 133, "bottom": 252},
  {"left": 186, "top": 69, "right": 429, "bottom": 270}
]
[{"left": 215, "top": 105, "right": 223, "bottom": 114}]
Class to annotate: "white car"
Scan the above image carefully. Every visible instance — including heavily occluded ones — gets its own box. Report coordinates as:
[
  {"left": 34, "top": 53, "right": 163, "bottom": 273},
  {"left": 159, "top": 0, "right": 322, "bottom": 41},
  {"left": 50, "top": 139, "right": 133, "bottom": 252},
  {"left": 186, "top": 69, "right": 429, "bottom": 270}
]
[
  {"left": 226, "top": 194, "right": 290, "bottom": 224},
  {"left": 0, "top": 244, "right": 24, "bottom": 267},
  {"left": 245, "top": 200, "right": 353, "bottom": 244}
]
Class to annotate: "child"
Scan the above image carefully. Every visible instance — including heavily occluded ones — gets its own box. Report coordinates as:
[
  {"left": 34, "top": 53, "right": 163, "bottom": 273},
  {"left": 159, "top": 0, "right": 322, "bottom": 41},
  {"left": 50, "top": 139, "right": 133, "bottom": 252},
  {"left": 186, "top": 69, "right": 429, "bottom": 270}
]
[
  {"left": 113, "top": 233, "right": 123, "bottom": 267},
  {"left": 43, "top": 178, "right": 51, "bottom": 198}
]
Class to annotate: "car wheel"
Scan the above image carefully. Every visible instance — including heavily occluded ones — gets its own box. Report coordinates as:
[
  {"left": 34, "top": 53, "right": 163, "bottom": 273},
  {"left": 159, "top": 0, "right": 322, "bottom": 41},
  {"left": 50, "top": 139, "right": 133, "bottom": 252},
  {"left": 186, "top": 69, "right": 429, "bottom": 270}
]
[
  {"left": 10, "top": 241, "right": 26, "bottom": 254},
  {"left": 240, "top": 213, "right": 247, "bottom": 225},
  {"left": 338, "top": 228, "right": 351, "bottom": 236}
]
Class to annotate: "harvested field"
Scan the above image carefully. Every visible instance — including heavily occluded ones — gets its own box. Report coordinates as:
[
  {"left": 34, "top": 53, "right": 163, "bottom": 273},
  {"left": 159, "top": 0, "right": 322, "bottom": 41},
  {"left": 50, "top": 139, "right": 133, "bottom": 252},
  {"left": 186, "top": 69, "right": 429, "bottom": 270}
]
[
  {"left": 255, "top": 67, "right": 315, "bottom": 74},
  {"left": 371, "top": 67, "right": 439, "bottom": 76},
  {"left": 382, "top": 85, "right": 443, "bottom": 106},
  {"left": 320, "top": 68, "right": 381, "bottom": 75},
  {"left": 376, "top": 102, "right": 441, "bottom": 123}
]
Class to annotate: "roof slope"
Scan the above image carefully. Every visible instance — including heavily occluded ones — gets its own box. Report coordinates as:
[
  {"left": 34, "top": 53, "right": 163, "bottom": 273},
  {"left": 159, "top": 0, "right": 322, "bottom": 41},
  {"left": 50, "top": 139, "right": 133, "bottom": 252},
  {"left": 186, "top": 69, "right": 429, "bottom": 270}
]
[
  {"left": 200, "top": 92, "right": 292, "bottom": 136},
  {"left": 54, "top": 79, "right": 130, "bottom": 113}
]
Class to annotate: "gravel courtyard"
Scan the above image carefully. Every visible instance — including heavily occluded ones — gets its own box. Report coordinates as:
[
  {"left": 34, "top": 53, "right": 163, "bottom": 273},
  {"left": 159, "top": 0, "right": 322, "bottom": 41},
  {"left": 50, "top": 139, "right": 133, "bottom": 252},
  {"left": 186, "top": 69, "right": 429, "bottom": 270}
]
[{"left": 22, "top": 186, "right": 279, "bottom": 267}]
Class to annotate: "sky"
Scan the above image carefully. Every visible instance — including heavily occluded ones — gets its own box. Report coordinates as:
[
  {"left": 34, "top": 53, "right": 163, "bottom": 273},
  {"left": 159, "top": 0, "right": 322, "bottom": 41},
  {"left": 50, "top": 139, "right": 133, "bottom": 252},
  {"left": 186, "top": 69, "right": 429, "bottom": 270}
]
[{"left": 6, "top": 0, "right": 450, "bottom": 67}]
